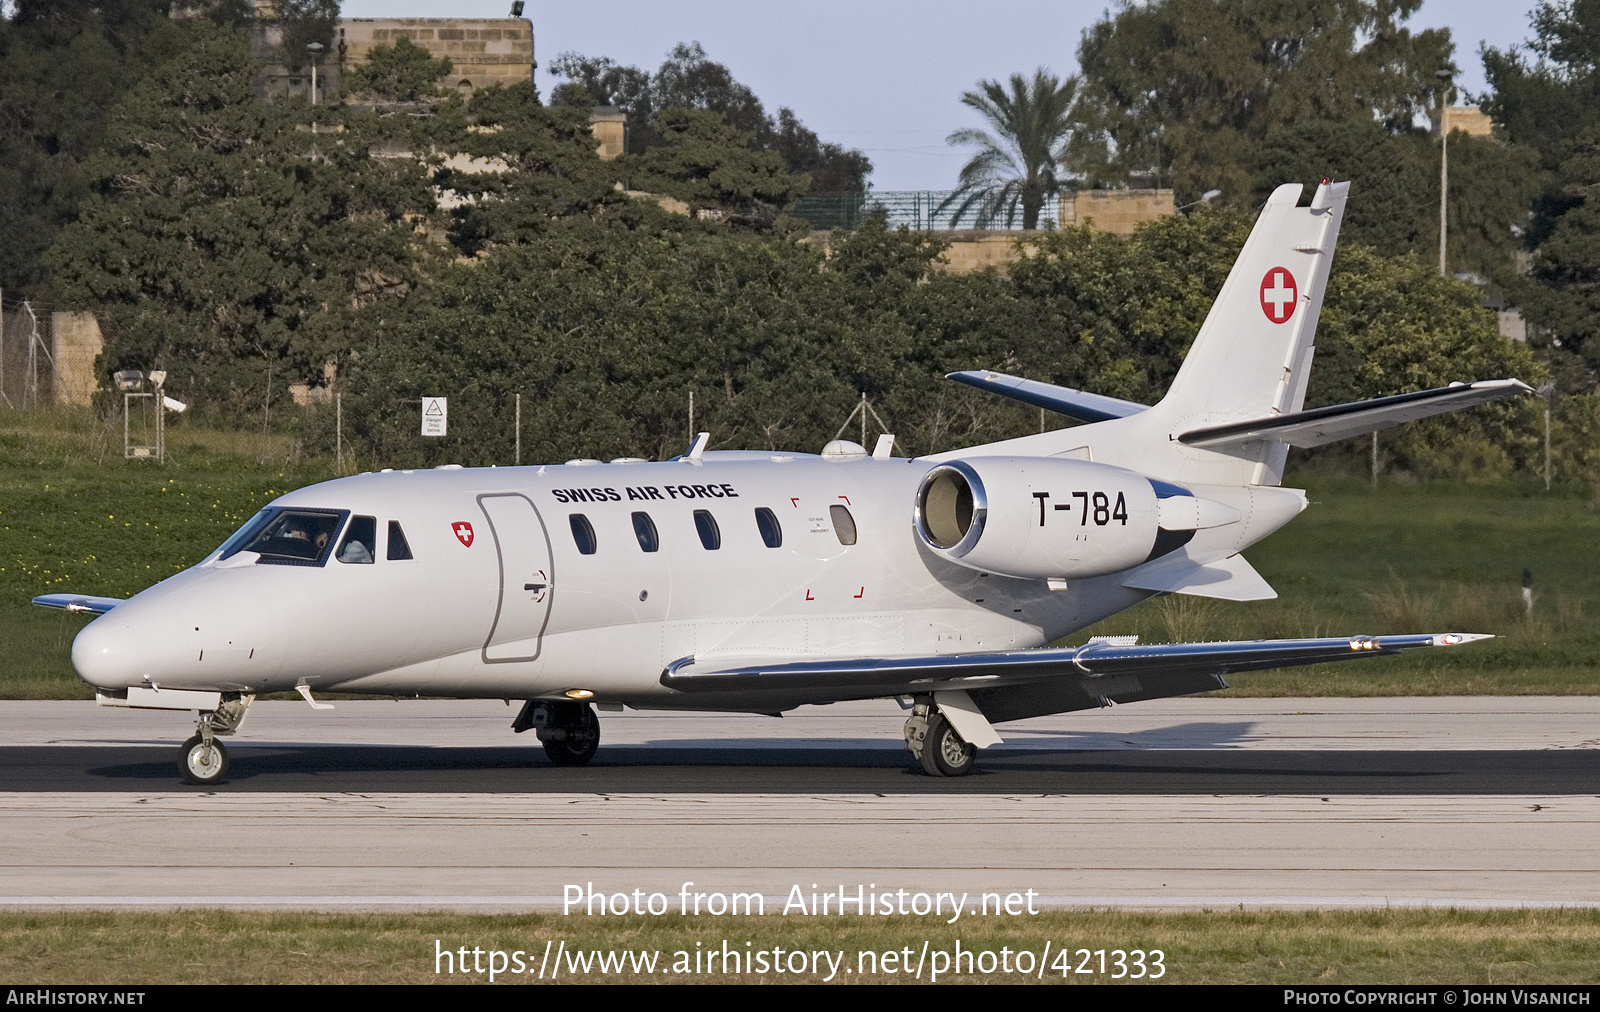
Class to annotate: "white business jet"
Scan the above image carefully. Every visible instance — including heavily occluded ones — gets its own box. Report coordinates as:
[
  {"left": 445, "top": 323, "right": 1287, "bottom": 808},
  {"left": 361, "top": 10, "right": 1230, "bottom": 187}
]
[{"left": 37, "top": 181, "right": 1527, "bottom": 784}]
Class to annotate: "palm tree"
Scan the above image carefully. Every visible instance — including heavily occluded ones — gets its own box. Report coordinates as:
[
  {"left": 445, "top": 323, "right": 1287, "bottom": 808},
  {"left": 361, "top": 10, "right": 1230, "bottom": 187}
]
[{"left": 940, "top": 69, "right": 1080, "bottom": 230}]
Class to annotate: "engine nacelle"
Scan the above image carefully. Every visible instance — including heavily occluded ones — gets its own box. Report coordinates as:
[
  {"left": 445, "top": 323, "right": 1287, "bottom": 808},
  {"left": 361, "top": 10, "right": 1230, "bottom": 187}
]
[{"left": 914, "top": 456, "right": 1162, "bottom": 580}]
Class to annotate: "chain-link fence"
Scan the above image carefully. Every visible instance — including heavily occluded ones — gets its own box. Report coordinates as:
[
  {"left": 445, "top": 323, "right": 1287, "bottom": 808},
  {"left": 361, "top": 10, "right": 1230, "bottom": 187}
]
[
  {"left": 0, "top": 306, "right": 105, "bottom": 410},
  {"left": 792, "top": 191, "right": 1063, "bottom": 231}
]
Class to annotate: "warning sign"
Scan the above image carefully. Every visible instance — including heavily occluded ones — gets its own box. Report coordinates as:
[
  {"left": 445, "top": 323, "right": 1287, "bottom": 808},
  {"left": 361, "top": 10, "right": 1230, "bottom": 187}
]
[{"left": 421, "top": 397, "right": 447, "bottom": 437}]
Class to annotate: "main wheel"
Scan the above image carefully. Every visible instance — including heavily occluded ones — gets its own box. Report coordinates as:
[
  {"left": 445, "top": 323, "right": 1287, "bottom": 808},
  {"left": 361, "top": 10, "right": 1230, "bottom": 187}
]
[
  {"left": 919, "top": 713, "right": 975, "bottom": 777},
  {"left": 542, "top": 703, "right": 600, "bottom": 767},
  {"left": 179, "top": 734, "right": 228, "bottom": 785}
]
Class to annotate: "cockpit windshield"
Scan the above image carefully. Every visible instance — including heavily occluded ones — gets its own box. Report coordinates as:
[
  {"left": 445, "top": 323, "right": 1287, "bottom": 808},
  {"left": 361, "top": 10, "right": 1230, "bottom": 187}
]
[{"left": 220, "top": 508, "right": 348, "bottom": 566}]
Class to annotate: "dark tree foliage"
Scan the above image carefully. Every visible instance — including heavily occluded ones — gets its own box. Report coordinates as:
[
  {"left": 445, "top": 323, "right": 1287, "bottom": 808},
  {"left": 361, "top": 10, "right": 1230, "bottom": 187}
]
[
  {"left": 0, "top": 0, "right": 190, "bottom": 298},
  {"left": 45, "top": 22, "right": 439, "bottom": 416},
  {"left": 626, "top": 108, "right": 809, "bottom": 223},
  {"left": 271, "top": 0, "right": 338, "bottom": 72},
  {"left": 1255, "top": 120, "right": 1540, "bottom": 283},
  {"left": 549, "top": 42, "right": 871, "bottom": 191},
  {"left": 343, "top": 36, "right": 452, "bottom": 102},
  {"left": 1074, "top": 0, "right": 1454, "bottom": 205},
  {"left": 1483, "top": 1, "right": 1600, "bottom": 389}
]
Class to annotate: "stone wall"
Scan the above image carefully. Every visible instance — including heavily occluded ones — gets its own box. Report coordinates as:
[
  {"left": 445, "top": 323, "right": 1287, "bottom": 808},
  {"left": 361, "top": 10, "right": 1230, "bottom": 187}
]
[
  {"left": 51, "top": 311, "right": 103, "bottom": 407},
  {"left": 339, "top": 18, "right": 534, "bottom": 94},
  {"left": 1060, "top": 189, "right": 1175, "bottom": 235}
]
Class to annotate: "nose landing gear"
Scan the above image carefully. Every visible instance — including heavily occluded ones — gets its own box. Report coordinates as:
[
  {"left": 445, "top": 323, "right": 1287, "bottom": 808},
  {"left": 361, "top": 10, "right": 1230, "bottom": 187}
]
[
  {"left": 178, "top": 694, "right": 253, "bottom": 785},
  {"left": 513, "top": 699, "right": 601, "bottom": 767}
]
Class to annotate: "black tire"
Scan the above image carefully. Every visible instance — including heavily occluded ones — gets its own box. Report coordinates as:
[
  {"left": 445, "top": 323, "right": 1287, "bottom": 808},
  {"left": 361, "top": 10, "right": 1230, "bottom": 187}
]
[
  {"left": 542, "top": 703, "right": 600, "bottom": 767},
  {"left": 178, "top": 734, "right": 228, "bottom": 785},
  {"left": 919, "top": 713, "right": 975, "bottom": 777}
]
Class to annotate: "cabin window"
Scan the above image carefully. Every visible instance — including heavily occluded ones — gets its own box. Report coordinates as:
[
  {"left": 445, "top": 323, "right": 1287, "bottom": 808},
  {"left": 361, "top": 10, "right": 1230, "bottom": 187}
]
[
  {"left": 232, "top": 509, "right": 347, "bottom": 566},
  {"left": 336, "top": 515, "right": 377, "bottom": 564},
  {"left": 386, "top": 520, "right": 413, "bottom": 561},
  {"left": 632, "top": 512, "right": 660, "bottom": 552},
  {"left": 569, "top": 514, "right": 598, "bottom": 555},
  {"left": 754, "top": 507, "right": 782, "bottom": 548},
  {"left": 830, "top": 504, "right": 858, "bottom": 546},
  {"left": 693, "top": 509, "right": 721, "bottom": 550}
]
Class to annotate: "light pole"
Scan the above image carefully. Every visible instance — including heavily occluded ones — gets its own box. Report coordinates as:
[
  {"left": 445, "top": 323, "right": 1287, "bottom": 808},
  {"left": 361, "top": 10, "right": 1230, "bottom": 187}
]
[
  {"left": 1436, "top": 67, "right": 1453, "bottom": 276},
  {"left": 307, "top": 41, "right": 324, "bottom": 106}
]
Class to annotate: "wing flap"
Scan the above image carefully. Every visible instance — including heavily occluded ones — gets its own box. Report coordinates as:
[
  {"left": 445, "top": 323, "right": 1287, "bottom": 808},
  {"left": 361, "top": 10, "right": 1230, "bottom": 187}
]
[
  {"left": 946, "top": 370, "right": 1148, "bottom": 423},
  {"left": 1178, "top": 379, "right": 1532, "bottom": 453},
  {"left": 660, "top": 633, "right": 1489, "bottom": 703}
]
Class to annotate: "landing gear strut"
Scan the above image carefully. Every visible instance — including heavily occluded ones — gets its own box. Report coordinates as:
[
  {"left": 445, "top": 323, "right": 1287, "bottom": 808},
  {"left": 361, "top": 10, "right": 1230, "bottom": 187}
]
[
  {"left": 178, "top": 694, "right": 253, "bottom": 785},
  {"left": 903, "top": 699, "right": 976, "bottom": 777},
  {"left": 513, "top": 699, "right": 601, "bottom": 767}
]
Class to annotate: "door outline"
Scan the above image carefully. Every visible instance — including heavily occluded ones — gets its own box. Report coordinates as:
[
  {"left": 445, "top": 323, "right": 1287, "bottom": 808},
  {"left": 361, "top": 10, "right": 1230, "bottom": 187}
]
[{"left": 478, "top": 493, "right": 555, "bottom": 664}]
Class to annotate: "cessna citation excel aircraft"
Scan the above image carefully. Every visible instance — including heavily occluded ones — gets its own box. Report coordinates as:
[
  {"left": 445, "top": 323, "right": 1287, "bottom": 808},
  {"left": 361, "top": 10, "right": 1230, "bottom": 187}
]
[{"left": 39, "top": 181, "right": 1528, "bottom": 784}]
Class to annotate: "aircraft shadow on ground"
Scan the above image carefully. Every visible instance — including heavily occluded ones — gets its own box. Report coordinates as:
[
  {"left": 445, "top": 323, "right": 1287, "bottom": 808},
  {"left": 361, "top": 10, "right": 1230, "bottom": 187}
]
[{"left": 1, "top": 742, "right": 1589, "bottom": 794}]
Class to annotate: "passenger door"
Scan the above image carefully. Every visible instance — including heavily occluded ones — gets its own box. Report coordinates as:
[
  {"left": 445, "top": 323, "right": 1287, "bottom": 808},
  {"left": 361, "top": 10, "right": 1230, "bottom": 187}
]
[{"left": 478, "top": 493, "right": 555, "bottom": 663}]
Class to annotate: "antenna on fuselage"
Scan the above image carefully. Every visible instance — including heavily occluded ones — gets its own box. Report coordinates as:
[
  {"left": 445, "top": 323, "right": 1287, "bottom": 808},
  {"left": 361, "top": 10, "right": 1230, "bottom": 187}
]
[{"left": 685, "top": 431, "right": 710, "bottom": 461}]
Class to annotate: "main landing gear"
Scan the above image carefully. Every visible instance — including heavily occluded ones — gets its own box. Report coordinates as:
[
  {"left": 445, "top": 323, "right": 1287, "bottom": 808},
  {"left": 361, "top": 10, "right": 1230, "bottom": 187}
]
[
  {"left": 903, "top": 699, "right": 976, "bottom": 777},
  {"left": 179, "top": 694, "right": 253, "bottom": 785},
  {"left": 513, "top": 699, "right": 601, "bottom": 767}
]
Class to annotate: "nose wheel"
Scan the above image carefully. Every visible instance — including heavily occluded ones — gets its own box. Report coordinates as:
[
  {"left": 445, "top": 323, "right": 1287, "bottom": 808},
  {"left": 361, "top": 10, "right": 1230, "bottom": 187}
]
[
  {"left": 179, "top": 733, "right": 228, "bottom": 785},
  {"left": 512, "top": 699, "right": 601, "bottom": 767}
]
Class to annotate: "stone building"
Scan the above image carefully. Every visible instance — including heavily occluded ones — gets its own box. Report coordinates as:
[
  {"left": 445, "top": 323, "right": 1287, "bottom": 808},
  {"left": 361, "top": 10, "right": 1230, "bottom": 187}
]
[{"left": 250, "top": 6, "right": 535, "bottom": 103}]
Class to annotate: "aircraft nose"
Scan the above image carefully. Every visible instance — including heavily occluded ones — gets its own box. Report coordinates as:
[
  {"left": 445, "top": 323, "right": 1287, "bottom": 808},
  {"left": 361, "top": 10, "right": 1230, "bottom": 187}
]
[{"left": 72, "top": 617, "right": 142, "bottom": 689}]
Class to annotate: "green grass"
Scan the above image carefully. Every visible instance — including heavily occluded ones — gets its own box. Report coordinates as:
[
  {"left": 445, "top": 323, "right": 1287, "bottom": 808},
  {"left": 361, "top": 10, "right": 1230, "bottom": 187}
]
[
  {"left": 3, "top": 409, "right": 1598, "bottom": 698},
  {"left": 1, "top": 909, "right": 1597, "bottom": 984},
  {"left": 1075, "top": 476, "right": 1600, "bottom": 695}
]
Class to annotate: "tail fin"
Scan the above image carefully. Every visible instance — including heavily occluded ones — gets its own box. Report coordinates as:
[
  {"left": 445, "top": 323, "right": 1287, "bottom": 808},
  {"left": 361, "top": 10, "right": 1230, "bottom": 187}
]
[{"left": 1154, "top": 180, "right": 1348, "bottom": 483}]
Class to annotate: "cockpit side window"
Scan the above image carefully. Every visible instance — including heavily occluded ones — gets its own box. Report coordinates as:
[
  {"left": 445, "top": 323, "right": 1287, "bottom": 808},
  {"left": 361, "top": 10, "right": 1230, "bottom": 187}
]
[
  {"left": 236, "top": 509, "right": 348, "bottom": 566},
  {"left": 386, "top": 520, "right": 413, "bottom": 561},
  {"left": 337, "top": 515, "right": 377, "bottom": 564},
  {"left": 216, "top": 509, "right": 273, "bottom": 560}
]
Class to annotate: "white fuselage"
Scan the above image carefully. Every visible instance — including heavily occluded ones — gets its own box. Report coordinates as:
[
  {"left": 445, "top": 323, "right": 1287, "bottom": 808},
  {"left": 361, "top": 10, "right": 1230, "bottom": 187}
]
[{"left": 69, "top": 451, "right": 1304, "bottom": 710}]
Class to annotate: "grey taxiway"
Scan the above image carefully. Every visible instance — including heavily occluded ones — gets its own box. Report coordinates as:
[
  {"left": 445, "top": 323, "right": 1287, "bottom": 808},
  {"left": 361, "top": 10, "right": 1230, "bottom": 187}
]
[{"left": 2, "top": 696, "right": 1597, "bottom": 911}]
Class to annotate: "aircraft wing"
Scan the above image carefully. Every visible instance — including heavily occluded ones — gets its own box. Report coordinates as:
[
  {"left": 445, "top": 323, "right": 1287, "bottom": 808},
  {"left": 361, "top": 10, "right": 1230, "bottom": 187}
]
[
  {"left": 1178, "top": 379, "right": 1532, "bottom": 452},
  {"left": 660, "top": 632, "right": 1489, "bottom": 709},
  {"left": 32, "top": 594, "right": 125, "bottom": 615},
  {"left": 946, "top": 370, "right": 1148, "bottom": 423}
]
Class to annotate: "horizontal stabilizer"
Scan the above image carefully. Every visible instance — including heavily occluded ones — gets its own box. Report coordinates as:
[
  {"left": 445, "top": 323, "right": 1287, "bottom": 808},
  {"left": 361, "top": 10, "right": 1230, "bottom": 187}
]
[
  {"left": 1122, "top": 552, "right": 1276, "bottom": 601},
  {"left": 32, "top": 594, "right": 123, "bottom": 615},
  {"left": 659, "top": 632, "right": 1488, "bottom": 704},
  {"left": 1178, "top": 379, "right": 1532, "bottom": 453},
  {"left": 946, "top": 370, "right": 1148, "bottom": 423}
]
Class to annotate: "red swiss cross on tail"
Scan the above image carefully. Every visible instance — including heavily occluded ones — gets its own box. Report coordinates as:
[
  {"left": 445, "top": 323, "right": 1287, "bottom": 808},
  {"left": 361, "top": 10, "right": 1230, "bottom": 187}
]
[
  {"left": 452, "top": 522, "right": 474, "bottom": 547},
  {"left": 1259, "top": 267, "right": 1297, "bottom": 324}
]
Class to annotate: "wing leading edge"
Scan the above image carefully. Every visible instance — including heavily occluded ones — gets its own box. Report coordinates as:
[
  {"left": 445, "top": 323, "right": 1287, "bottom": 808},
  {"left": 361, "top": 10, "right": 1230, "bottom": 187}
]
[
  {"left": 661, "top": 633, "right": 1489, "bottom": 721},
  {"left": 32, "top": 594, "right": 124, "bottom": 615}
]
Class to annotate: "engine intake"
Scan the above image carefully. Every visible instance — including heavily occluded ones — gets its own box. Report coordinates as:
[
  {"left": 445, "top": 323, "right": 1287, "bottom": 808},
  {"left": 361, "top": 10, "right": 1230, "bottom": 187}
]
[{"left": 914, "top": 456, "right": 1164, "bottom": 580}]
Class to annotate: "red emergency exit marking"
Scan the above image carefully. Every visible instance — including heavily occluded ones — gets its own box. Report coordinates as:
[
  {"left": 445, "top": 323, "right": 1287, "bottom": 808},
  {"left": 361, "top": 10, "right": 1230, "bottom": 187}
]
[
  {"left": 838, "top": 495, "right": 851, "bottom": 505},
  {"left": 805, "top": 589, "right": 814, "bottom": 601},
  {"left": 854, "top": 587, "right": 865, "bottom": 599}
]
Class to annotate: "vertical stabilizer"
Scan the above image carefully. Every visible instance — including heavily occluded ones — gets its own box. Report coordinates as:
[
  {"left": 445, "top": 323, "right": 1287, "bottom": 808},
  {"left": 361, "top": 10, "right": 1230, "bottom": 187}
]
[{"left": 1154, "top": 180, "right": 1348, "bottom": 484}]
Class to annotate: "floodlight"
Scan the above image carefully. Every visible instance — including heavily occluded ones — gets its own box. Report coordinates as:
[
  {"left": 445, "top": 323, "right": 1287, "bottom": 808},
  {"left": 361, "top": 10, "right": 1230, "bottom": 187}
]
[{"left": 114, "top": 370, "right": 143, "bottom": 392}]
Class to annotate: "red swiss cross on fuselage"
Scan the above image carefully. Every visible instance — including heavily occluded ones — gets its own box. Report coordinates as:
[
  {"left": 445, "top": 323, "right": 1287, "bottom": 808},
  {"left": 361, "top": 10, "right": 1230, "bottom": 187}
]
[
  {"left": 1260, "top": 267, "right": 1297, "bottom": 324},
  {"left": 452, "top": 521, "right": 474, "bottom": 547}
]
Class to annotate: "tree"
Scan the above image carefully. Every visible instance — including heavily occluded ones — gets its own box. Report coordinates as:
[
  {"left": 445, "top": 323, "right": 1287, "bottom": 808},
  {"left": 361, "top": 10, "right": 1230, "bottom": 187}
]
[
  {"left": 0, "top": 0, "right": 192, "bottom": 298},
  {"left": 343, "top": 36, "right": 451, "bottom": 102},
  {"left": 625, "top": 107, "right": 808, "bottom": 224},
  {"left": 1074, "top": 0, "right": 1454, "bottom": 204},
  {"left": 549, "top": 42, "right": 870, "bottom": 188},
  {"left": 1483, "top": 0, "right": 1600, "bottom": 169},
  {"left": 940, "top": 69, "right": 1079, "bottom": 230},
  {"left": 44, "top": 22, "right": 437, "bottom": 413}
]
